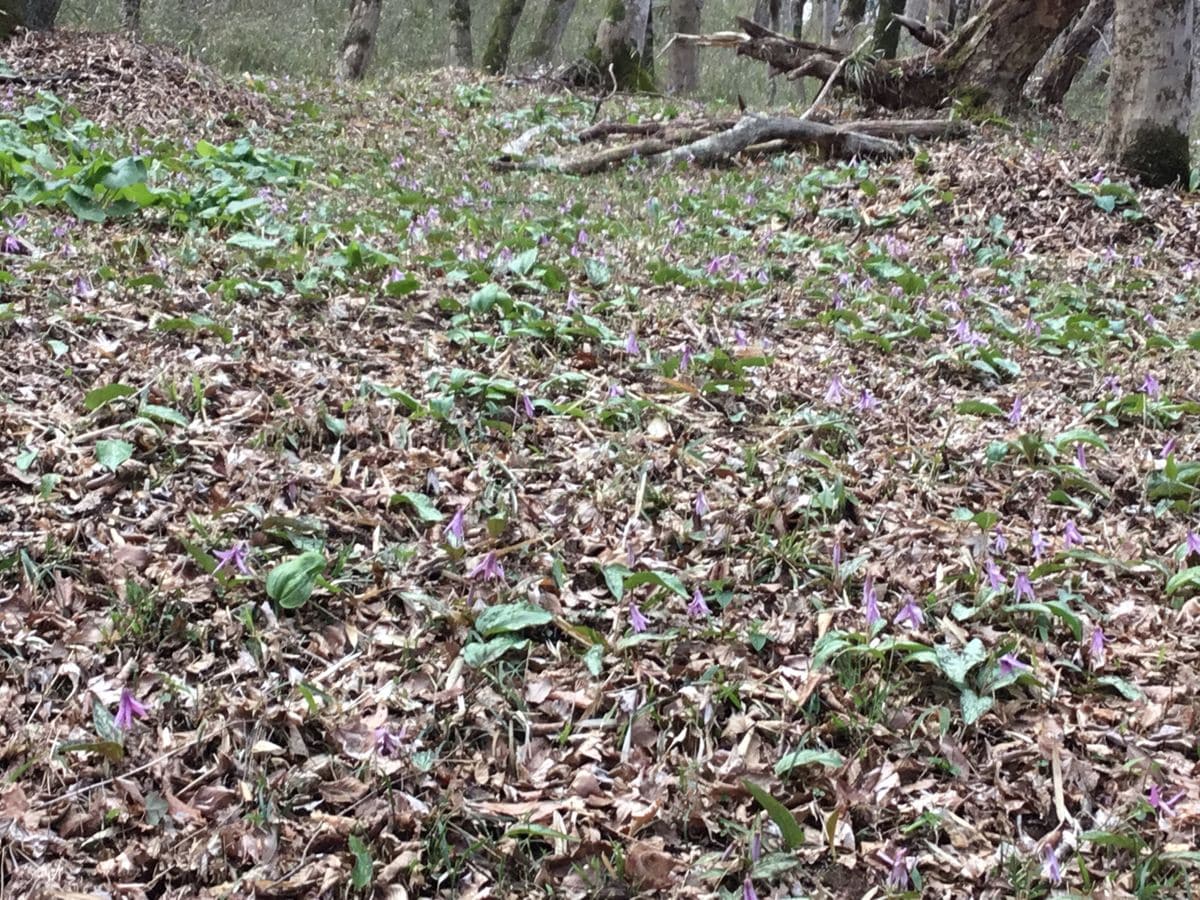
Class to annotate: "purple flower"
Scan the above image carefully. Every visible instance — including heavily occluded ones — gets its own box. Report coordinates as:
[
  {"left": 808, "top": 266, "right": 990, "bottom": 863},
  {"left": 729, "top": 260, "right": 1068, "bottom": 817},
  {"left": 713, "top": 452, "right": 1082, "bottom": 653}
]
[
  {"left": 734, "top": 328, "right": 748, "bottom": 348},
  {"left": 893, "top": 596, "right": 924, "bottom": 630},
  {"left": 742, "top": 877, "right": 758, "bottom": 900},
  {"left": 1142, "top": 373, "right": 1161, "bottom": 399},
  {"left": 693, "top": 489, "right": 710, "bottom": 519},
  {"left": 687, "top": 588, "right": 711, "bottom": 618},
  {"left": 1043, "top": 846, "right": 1062, "bottom": 885},
  {"left": 213, "top": 542, "right": 253, "bottom": 576},
  {"left": 374, "top": 726, "right": 403, "bottom": 756},
  {"left": 1161, "top": 437, "right": 1176, "bottom": 459},
  {"left": 447, "top": 507, "right": 466, "bottom": 546},
  {"left": 1013, "top": 570, "right": 1036, "bottom": 602},
  {"left": 886, "top": 847, "right": 910, "bottom": 890},
  {"left": 1, "top": 233, "right": 29, "bottom": 255},
  {"left": 73, "top": 275, "right": 97, "bottom": 299},
  {"left": 1031, "top": 530, "right": 1049, "bottom": 561},
  {"left": 625, "top": 330, "right": 640, "bottom": 356},
  {"left": 566, "top": 289, "right": 581, "bottom": 312},
  {"left": 679, "top": 343, "right": 693, "bottom": 372},
  {"left": 114, "top": 688, "right": 148, "bottom": 731},
  {"left": 1148, "top": 784, "right": 1185, "bottom": 817},
  {"left": 1075, "top": 443, "right": 1087, "bottom": 470},
  {"left": 992, "top": 527, "right": 1008, "bottom": 555},
  {"left": 824, "top": 375, "right": 846, "bottom": 405},
  {"left": 1063, "top": 519, "right": 1083, "bottom": 549},
  {"left": 519, "top": 393, "right": 536, "bottom": 419},
  {"left": 832, "top": 541, "right": 843, "bottom": 572},
  {"left": 985, "top": 558, "right": 1006, "bottom": 591},
  {"left": 863, "top": 577, "right": 881, "bottom": 630},
  {"left": 750, "top": 832, "right": 761, "bottom": 862},
  {"left": 855, "top": 389, "right": 879, "bottom": 413},
  {"left": 1088, "top": 626, "right": 1106, "bottom": 671},
  {"left": 998, "top": 653, "right": 1029, "bottom": 676},
  {"left": 469, "top": 551, "right": 505, "bottom": 582},
  {"left": 607, "top": 382, "right": 625, "bottom": 399},
  {"left": 1186, "top": 529, "right": 1200, "bottom": 558},
  {"left": 1007, "top": 396, "right": 1023, "bottom": 426},
  {"left": 629, "top": 602, "right": 648, "bottom": 634}
]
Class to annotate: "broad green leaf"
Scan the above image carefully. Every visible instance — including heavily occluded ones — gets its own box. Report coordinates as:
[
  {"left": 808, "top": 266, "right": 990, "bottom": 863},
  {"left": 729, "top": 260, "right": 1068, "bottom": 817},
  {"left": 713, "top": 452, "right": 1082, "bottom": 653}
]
[
  {"left": 583, "top": 644, "right": 604, "bottom": 677},
  {"left": 955, "top": 400, "right": 1003, "bottom": 417},
  {"left": 265, "top": 551, "right": 326, "bottom": 609},
  {"left": 15, "top": 447, "right": 37, "bottom": 472},
  {"left": 139, "top": 404, "right": 189, "bottom": 428},
  {"left": 1166, "top": 567, "right": 1200, "bottom": 595},
  {"left": 623, "top": 569, "right": 688, "bottom": 598},
  {"left": 95, "top": 439, "right": 134, "bottom": 472},
  {"left": 92, "top": 696, "right": 123, "bottom": 744},
  {"left": 462, "top": 635, "right": 528, "bottom": 667},
  {"left": 390, "top": 491, "right": 444, "bottom": 523},
  {"left": 475, "top": 603, "right": 553, "bottom": 638},
  {"left": 960, "top": 688, "right": 994, "bottom": 725},
  {"left": 226, "top": 232, "right": 279, "bottom": 251},
  {"left": 84, "top": 382, "right": 136, "bottom": 411},
  {"left": 101, "top": 156, "right": 148, "bottom": 190},
  {"left": 348, "top": 835, "right": 373, "bottom": 890},
  {"left": 775, "top": 748, "right": 844, "bottom": 776},
  {"left": 1095, "top": 676, "right": 1143, "bottom": 701},
  {"left": 1080, "top": 830, "right": 1144, "bottom": 852},
  {"left": 742, "top": 779, "right": 805, "bottom": 850},
  {"left": 935, "top": 638, "right": 987, "bottom": 686},
  {"left": 600, "top": 563, "right": 631, "bottom": 601}
]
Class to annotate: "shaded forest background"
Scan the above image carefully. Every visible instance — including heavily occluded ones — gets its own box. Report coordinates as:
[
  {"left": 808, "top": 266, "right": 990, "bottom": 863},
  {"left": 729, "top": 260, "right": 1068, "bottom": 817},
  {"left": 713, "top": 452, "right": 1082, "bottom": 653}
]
[{"left": 55, "top": 0, "right": 1120, "bottom": 117}]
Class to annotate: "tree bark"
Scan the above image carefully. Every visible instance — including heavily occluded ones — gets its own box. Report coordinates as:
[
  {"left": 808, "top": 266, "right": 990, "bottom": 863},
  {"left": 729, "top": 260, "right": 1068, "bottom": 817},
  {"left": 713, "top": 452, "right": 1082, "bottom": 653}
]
[
  {"left": 927, "top": 0, "right": 951, "bottom": 28},
  {"left": 584, "top": 0, "right": 655, "bottom": 90},
  {"left": 481, "top": 0, "right": 527, "bottom": 73},
  {"left": 754, "top": 0, "right": 783, "bottom": 29},
  {"left": 1103, "top": 0, "right": 1193, "bottom": 187},
  {"left": 121, "top": 0, "right": 141, "bottom": 33},
  {"left": 4, "top": 0, "right": 63, "bottom": 32},
  {"left": 528, "top": 0, "right": 577, "bottom": 63},
  {"left": 337, "top": 0, "right": 384, "bottom": 81},
  {"left": 874, "top": 0, "right": 908, "bottom": 57},
  {"left": 1035, "top": 0, "right": 1112, "bottom": 103},
  {"left": 790, "top": 0, "right": 807, "bottom": 38},
  {"left": 833, "top": 0, "right": 866, "bottom": 40},
  {"left": 448, "top": 0, "right": 473, "bottom": 67},
  {"left": 668, "top": 0, "right": 702, "bottom": 92}
]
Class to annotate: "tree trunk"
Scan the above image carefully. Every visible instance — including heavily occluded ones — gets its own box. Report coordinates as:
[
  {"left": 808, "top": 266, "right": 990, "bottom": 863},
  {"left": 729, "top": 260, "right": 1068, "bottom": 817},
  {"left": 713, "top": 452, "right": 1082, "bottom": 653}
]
[
  {"left": 448, "top": 0, "right": 473, "bottom": 67},
  {"left": 927, "top": 0, "right": 951, "bottom": 28},
  {"left": 833, "top": 0, "right": 866, "bottom": 40},
  {"left": 586, "top": 0, "right": 654, "bottom": 90},
  {"left": 874, "top": 0, "right": 908, "bottom": 56},
  {"left": 528, "top": 0, "right": 577, "bottom": 63},
  {"left": 1102, "top": 0, "right": 1193, "bottom": 187},
  {"left": 754, "top": 0, "right": 783, "bottom": 29},
  {"left": 481, "top": 0, "right": 527, "bottom": 73},
  {"left": 668, "top": 0, "right": 702, "bottom": 92},
  {"left": 3, "top": 0, "right": 63, "bottom": 32},
  {"left": 936, "top": 0, "right": 1088, "bottom": 108},
  {"left": 1035, "top": 0, "right": 1112, "bottom": 103},
  {"left": 791, "top": 0, "right": 807, "bottom": 38},
  {"left": 121, "top": 0, "right": 141, "bottom": 33},
  {"left": 337, "top": 0, "right": 383, "bottom": 81}
]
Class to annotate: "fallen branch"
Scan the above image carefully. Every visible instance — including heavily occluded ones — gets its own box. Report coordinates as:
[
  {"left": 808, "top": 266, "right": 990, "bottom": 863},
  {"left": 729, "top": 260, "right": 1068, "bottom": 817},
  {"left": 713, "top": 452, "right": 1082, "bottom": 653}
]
[
  {"left": 657, "top": 115, "right": 902, "bottom": 165},
  {"left": 893, "top": 14, "right": 947, "bottom": 49}
]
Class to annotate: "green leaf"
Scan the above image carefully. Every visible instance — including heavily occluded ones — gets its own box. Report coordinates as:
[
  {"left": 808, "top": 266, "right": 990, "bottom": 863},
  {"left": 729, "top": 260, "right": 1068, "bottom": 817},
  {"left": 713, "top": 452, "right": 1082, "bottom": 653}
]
[
  {"left": 139, "top": 404, "right": 189, "bottom": 428},
  {"left": 101, "top": 156, "right": 148, "bottom": 191},
  {"left": 390, "top": 491, "right": 444, "bottom": 523},
  {"left": 774, "top": 748, "right": 844, "bottom": 776},
  {"left": 92, "top": 696, "right": 123, "bottom": 744},
  {"left": 84, "top": 382, "right": 136, "bottom": 411},
  {"left": 742, "top": 779, "right": 805, "bottom": 850},
  {"left": 54, "top": 739, "right": 125, "bottom": 762},
  {"left": 955, "top": 400, "right": 1004, "bottom": 417},
  {"left": 934, "top": 638, "right": 987, "bottom": 686},
  {"left": 14, "top": 447, "right": 37, "bottom": 472},
  {"left": 1166, "top": 567, "right": 1200, "bottom": 596},
  {"left": 348, "top": 835, "right": 373, "bottom": 890},
  {"left": 959, "top": 688, "right": 994, "bottom": 725},
  {"left": 1095, "top": 676, "right": 1143, "bottom": 701},
  {"left": 583, "top": 643, "right": 604, "bottom": 677},
  {"left": 95, "top": 439, "right": 134, "bottom": 472},
  {"left": 474, "top": 603, "right": 553, "bottom": 638},
  {"left": 265, "top": 551, "right": 326, "bottom": 609},
  {"left": 462, "top": 635, "right": 528, "bottom": 667},
  {"left": 226, "top": 232, "right": 279, "bottom": 251},
  {"left": 1080, "top": 830, "right": 1144, "bottom": 852},
  {"left": 600, "top": 563, "right": 631, "bottom": 601},
  {"left": 622, "top": 569, "right": 689, "bottom": 598}
]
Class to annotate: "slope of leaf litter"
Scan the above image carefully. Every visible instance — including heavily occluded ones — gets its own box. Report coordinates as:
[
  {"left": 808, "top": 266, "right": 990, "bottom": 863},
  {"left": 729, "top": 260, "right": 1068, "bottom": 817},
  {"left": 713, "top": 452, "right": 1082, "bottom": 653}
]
[{"left": 0, "top": 54, "right": 1198, "bottom": 899}]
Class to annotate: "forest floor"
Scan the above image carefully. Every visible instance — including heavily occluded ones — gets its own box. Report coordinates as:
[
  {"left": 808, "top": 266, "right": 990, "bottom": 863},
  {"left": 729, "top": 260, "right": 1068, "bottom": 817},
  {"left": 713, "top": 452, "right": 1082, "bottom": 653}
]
[{"left": 2, "top": 30, "right": 1199, "bottom": 900}]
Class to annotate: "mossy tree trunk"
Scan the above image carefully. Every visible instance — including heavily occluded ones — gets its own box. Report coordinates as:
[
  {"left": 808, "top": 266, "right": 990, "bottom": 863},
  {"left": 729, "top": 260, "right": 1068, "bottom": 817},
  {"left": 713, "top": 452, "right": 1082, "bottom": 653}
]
[
  {"left": 481, "top": 0, "right": 527, "bottom": 73},
  {"left": 790, "top": 0, "right": 807, "bottom": 38},
  {"left": 528, "top": 0, "right": 577, "bottom": 63},
  {"left": 589, "top": 0, "right": 655, "bottom": 90},
  {"left": 2, "top": 0, "right": 62, "bottom": 34},
  {"left": 667, "top": 0, "right": 702, "bottom": 92},
  {"left": 448, "top": 0, "right": 473, "bottom": 67},
  {"left": 874, "top": 0, "right": 908, "bottom": 57},
  {"left": 1036, "top": 0, "right": 1112, "bottom": 103},
  {"left": 833, "top": 0, "right": 866, "bottom": 41},
  {"left": 1102, "top": 0, "right": 1193, "bottom": 187},
  {"left": 337, "top": 0, "right": 383, "bottom": 81}
]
